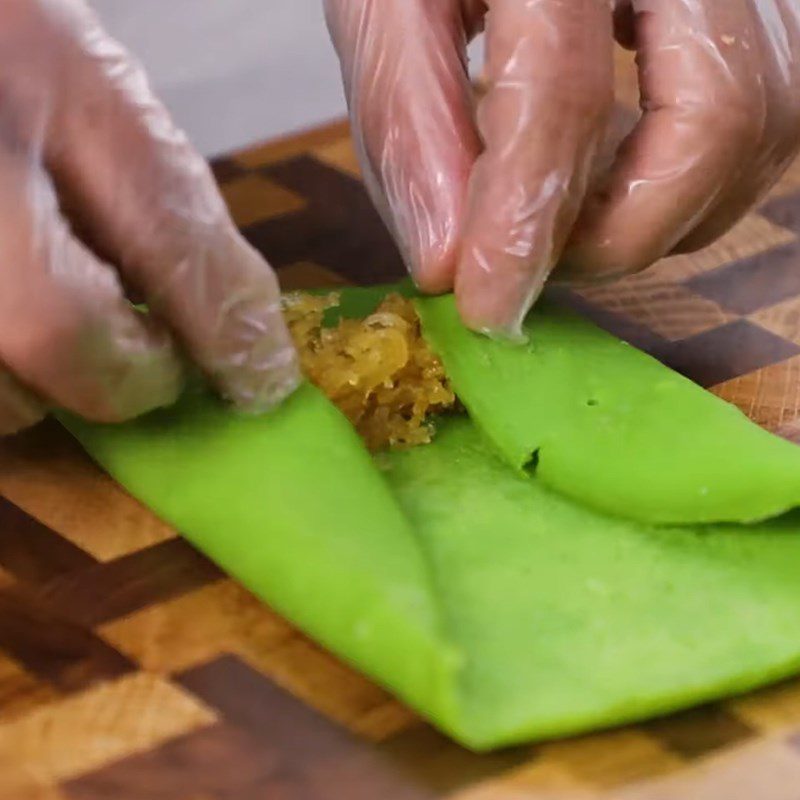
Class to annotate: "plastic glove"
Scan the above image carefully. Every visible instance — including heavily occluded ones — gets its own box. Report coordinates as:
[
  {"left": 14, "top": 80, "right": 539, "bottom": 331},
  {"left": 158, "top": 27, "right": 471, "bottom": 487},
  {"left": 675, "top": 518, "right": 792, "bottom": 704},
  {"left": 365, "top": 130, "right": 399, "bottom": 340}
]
[
  {"left": 0, "top": 0, "right": 299, "bottom": 437},
  {"left": 325, "top": 0, "right": 800, "bottom": 339},
  {"left": 566, "top": 0, "right": 800, "bottom": 282}
]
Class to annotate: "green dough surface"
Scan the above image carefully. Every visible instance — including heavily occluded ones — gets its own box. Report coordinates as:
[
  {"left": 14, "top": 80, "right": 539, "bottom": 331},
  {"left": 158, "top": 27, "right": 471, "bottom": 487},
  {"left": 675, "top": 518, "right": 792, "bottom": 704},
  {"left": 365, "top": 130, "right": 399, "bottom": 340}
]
[
  {"left": 416, "top": 295, "right": 800, "bottom": 523},
  {"left": 387, "top": 418, "right": 800, "bottom": 746},
  {"left": 64, "top": 288, "right": 800, "bottom": 750}
]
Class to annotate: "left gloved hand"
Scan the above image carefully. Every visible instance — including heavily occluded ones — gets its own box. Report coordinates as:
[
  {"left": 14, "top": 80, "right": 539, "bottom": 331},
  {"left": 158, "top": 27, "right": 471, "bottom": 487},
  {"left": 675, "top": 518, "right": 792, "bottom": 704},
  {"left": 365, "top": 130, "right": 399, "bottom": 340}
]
[{"left": 0, "top": 0, "right": 300, "bottom": 437}]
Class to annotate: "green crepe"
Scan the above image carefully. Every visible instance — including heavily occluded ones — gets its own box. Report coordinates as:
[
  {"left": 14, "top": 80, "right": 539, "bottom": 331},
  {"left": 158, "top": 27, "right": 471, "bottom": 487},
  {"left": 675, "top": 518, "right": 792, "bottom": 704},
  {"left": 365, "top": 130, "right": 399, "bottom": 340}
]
[
  {"left": 416, "top": 295, "right": 800, "bottom": 524},
  {"left": 64, "top": 289, "right": 800, "bottom": 750}
]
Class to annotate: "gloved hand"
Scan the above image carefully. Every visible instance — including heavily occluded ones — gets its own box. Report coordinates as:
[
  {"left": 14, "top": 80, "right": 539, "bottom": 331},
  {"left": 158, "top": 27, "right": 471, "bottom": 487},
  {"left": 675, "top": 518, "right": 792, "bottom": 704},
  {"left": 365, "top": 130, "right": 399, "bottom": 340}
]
[
  {"left": 0, "top": 0, "right": 299, "bottom": 437},
  {"left": 325, "top": 0, "right": 800, "bottom": 339}
]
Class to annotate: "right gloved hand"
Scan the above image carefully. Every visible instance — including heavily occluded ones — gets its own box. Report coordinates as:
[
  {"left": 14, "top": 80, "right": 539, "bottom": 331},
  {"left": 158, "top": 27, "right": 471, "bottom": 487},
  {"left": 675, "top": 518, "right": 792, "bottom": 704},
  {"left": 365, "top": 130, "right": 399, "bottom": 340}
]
[
  {"left": 325, "top": 0, "right": 800, "bottom": 340},
  {"left": 0, "top": 0, "right": 300, "bottom": 436}
]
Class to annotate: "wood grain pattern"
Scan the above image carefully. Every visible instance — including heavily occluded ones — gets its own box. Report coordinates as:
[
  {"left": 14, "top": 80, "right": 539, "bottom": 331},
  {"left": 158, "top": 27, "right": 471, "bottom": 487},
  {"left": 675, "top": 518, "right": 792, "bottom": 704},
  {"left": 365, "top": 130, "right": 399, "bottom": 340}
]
[
  {"left": 638, "top": 213, "right": 796, "bottom": 285},
  {"left": 576, "top": 282, "right": 735, "bottom": 341},
  {"left": 98, "top": 579, "right": 294, "bottom": 676},
  {"left": 712, "top": 356, "right": 800, "bottom": 432},
  {"left": 220, "top": 174, "right": 306, "bottom": 227},
  {"left": 0, "top": 423, "right": 175, "bottom": 562},
  {"left": 0, "top": 585, "right": 134, "bottom": 693},
  {"left": 0, "top": 651, "right": 59, "bottom": 722},
  {"left": 2, "top": 48, "right": 800, "bottom": 798},
  {"left": 0, "top": 673, "right": 215, "bottom": 785}
]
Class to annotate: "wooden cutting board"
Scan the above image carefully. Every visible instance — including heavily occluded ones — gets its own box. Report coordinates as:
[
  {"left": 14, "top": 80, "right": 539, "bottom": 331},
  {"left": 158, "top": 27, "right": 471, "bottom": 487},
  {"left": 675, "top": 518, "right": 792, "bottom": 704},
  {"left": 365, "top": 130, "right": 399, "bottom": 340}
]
[{"left": 4, "top": 55, "right": 800, "bottom": 799}]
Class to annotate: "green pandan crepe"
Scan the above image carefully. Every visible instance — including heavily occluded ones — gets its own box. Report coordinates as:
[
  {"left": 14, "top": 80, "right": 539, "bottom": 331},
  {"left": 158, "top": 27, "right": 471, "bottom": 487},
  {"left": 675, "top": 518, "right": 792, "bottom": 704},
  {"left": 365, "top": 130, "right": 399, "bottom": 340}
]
[{"left": 64, "top": 287, "right": 800, "bottom": 750}]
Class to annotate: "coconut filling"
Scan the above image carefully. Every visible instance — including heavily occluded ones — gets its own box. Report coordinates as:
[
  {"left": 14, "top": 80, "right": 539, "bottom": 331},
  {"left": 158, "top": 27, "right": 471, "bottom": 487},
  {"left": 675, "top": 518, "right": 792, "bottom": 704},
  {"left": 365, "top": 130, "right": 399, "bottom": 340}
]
[{"left": 282, "top": 293, "right": 457, "bottom": 451}]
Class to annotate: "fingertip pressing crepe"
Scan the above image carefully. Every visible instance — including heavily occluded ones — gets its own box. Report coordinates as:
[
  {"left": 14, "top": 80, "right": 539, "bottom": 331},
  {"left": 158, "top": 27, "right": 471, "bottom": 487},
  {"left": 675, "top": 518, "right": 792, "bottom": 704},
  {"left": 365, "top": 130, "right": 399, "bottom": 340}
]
[{"left": 63, "top": 288, "right": 800, "bottom": 750}]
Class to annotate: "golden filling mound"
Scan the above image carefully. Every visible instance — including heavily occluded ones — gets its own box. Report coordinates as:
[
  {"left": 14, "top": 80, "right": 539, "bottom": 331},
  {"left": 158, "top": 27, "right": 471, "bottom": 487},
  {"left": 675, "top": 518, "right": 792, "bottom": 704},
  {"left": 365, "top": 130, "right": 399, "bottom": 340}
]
[{"left": 283, "top": 292, "right": 456, "bottom": 450}]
